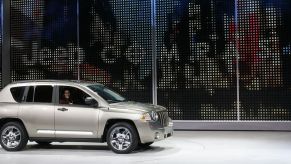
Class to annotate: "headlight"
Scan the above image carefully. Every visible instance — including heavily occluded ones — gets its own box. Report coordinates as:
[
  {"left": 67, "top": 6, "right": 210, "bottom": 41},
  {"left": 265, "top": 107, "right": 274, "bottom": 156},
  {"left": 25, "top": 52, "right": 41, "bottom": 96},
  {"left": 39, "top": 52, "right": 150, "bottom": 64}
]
[
  {"left": 140, "top": 111, "right": 159, "bottom": 122},
  {"left": 150, "top": 111, "right": 159, "bottom": 121}
]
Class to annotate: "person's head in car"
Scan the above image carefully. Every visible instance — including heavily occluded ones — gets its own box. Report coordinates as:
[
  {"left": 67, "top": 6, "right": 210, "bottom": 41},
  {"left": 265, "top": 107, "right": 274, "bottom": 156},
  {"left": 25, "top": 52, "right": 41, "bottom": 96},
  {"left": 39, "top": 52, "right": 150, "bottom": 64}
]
[{"left": 60, "top": 89, "right": 73, "bottom": 104}]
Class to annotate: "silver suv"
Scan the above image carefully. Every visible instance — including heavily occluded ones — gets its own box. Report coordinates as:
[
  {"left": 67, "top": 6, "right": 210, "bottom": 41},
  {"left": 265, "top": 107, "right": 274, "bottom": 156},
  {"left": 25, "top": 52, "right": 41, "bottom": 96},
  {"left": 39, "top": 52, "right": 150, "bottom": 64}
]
[{"left": 0, "top": 80, "right": 173, "bottom": 154}]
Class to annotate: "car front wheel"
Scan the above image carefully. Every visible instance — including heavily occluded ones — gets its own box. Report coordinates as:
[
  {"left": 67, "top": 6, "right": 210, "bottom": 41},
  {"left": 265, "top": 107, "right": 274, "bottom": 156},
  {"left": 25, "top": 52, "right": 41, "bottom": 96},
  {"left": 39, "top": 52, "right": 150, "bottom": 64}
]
[
  {"left": 106, "top": 122, "right": 139, "bottom": 154},
  {"left": 0, "top": 122, "right": 28, "bottom": 151}
]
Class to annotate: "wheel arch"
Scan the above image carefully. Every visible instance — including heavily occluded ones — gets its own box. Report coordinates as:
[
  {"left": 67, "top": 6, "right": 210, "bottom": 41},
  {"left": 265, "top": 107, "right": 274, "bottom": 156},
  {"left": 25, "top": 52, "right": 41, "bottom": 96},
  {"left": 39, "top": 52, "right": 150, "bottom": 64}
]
[
  {"left": 0, "top": 118, "right": 29, "bottom": 136},
  {"left": 101, "top": 119, "right": 140, "bottom": 142}
]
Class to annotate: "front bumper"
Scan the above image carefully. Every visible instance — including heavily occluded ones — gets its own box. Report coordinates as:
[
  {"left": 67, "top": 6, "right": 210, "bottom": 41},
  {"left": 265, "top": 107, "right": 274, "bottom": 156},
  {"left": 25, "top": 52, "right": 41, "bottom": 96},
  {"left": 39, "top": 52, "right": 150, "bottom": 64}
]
[{"left": 135, "top": 118, "right": 174, "bottom": 144}]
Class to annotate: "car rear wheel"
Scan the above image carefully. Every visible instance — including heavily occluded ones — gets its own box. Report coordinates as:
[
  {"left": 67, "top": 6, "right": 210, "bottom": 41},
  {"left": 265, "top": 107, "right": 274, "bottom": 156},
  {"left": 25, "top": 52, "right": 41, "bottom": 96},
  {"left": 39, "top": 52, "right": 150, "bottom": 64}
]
[
  {"left": 106, "top": 122, "right": 139, "bottom": 154},
  {"left": 0, "top": 122, "right": 28, "bottom": 151}
]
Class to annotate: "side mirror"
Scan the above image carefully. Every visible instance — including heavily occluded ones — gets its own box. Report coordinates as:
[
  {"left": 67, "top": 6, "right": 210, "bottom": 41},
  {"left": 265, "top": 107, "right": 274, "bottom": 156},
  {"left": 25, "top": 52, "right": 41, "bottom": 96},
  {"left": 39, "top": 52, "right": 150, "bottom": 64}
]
[{"left": 85, "top": 97, "right": 98, "bottom": 107}]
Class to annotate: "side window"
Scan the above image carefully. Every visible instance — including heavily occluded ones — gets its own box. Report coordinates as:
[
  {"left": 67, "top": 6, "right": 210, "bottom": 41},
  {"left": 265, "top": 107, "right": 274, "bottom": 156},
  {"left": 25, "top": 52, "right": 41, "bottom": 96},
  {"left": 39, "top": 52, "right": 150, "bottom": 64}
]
[
  {"left": 34, "top": 86, "right": 53, "bottom": 103},
  {"left": 26, "top": 86, "right": 34, "bottom": 102},
  {"left": 10, "top": 87, "right": 26, "bottom": 102},
  {"left": 59, "top": 86, "right": 92, "bottom": 106}
]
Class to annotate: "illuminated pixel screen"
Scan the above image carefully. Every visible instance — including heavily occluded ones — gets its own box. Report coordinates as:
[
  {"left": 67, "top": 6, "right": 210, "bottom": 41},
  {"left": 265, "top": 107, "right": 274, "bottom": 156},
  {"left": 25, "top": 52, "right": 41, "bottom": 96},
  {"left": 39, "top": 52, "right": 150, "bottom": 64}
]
[
  {"left": 4, "top": 0, "right": 291, "bottom": 121},
  {"left": 0, "top": 0, "right": 2, "bottom": 88}
]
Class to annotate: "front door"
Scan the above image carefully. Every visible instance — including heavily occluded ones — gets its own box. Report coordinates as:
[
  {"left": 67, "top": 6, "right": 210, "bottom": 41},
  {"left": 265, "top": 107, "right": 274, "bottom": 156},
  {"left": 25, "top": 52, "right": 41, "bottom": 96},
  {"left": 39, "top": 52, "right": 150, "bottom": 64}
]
[{"left": 54, "top": 86, "right": 99, "bottom": 139}]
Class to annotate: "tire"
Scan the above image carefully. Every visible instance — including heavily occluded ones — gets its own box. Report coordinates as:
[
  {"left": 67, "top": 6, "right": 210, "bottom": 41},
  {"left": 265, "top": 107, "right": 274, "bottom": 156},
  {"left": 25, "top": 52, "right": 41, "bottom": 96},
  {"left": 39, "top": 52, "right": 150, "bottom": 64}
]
[
  {"left": 0, "top": 122, "right": 28, "bottom": 151},
  {"left": 106, "top": 122, "right": 139, "bottom": 154},
  {"left": 35, "top": 141, "right": 51, "bottom": 146},
  {"left": 139, "top": 142, "right": 154, "bottom": 148}
]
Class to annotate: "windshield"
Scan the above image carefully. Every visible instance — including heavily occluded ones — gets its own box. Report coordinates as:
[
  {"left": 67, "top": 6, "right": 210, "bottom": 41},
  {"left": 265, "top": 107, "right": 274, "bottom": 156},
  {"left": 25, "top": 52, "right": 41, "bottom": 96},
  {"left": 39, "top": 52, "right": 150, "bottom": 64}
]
[{"left": 88, "top": 85, "right": 126, "bottom": 104}]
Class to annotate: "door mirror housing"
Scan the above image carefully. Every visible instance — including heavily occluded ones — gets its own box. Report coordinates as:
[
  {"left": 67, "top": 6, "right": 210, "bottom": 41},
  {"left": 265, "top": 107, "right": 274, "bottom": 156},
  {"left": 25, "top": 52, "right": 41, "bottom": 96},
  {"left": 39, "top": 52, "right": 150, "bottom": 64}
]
[{"left": 85, "top": 97, "right": 98, "bottom": 107}]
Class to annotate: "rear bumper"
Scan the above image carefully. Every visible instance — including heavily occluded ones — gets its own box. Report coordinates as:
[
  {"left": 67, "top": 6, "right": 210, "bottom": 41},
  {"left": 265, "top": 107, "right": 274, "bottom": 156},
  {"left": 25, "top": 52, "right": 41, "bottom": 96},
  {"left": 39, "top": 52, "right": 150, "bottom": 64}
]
[{"left": 135, "top": 118, "right": 173, "bottom": 144}]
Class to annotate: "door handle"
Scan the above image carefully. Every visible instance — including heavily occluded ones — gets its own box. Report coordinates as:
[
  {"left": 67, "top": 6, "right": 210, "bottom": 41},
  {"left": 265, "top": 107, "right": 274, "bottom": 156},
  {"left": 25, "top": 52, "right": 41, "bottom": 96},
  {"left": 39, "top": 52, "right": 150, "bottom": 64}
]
[{"left": 57, "top": 108, "right": 68, "bottom": 112}]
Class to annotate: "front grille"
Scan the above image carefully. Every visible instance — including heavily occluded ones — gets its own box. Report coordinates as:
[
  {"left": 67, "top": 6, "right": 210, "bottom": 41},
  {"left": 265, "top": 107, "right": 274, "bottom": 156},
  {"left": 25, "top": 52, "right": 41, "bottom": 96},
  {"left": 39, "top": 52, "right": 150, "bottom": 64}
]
[{"left": 157, "top": 111, "right": 169, "bottom": 127}]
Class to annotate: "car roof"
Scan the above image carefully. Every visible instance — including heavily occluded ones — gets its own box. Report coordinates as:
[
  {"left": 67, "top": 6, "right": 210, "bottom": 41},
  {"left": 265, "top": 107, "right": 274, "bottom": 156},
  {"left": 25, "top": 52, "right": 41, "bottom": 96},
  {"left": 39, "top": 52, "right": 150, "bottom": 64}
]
[{"left": 9, "top": 80, "right": 103, "bottom": 87}]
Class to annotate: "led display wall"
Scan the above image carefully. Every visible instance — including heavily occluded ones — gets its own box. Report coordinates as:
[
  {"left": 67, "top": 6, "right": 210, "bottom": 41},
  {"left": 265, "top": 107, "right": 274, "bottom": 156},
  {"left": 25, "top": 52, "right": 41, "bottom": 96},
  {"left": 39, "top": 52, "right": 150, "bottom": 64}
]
[
  {"left": 9, "top": 0, "right": 152, "bottom": 102},
  {"left": 157, "top": 0, "right": 237, "bottom": 120},
  {"left": 0, "top": 0, "right": 2, "bottom": 89},
  {"left": 79, "top": 0, "right": 152, "bottom": 102},
  {"left": 10, "top": 0, "right": 78, "bottom": 81},
  {"left": 156, "top": 0, "right": 291, "bottom": 121},
  {"left": 5, "top": 0, "right": 291, "bottom": 121},
  {"left": 237, "top": 0, "right": 291, "bottom": 120}
]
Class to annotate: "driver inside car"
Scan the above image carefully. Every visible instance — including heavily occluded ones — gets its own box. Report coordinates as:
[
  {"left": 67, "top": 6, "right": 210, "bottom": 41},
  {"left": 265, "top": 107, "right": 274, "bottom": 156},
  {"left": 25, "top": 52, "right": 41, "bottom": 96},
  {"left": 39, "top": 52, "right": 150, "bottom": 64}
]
[{"left": 60, "top": 89, "right": 73, "bottom": 104}]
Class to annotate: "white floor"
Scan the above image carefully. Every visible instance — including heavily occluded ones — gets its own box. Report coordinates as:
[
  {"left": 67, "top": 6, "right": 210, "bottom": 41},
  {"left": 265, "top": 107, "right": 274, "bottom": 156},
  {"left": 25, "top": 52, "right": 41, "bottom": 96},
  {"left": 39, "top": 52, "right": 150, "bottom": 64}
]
[{"left": 1, "top": 131, "right": 291, "bottom": 164}]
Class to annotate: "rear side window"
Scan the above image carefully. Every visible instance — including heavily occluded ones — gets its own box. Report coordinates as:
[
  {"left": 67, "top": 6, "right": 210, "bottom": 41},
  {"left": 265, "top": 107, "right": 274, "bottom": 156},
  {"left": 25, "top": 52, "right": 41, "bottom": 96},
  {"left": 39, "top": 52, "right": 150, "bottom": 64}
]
[
  {"left": 26, "top": 86, "right": 34, "bottom": 102},
  {"left": 34, "top": 86, "right": 53, "bottom": 103},
  {"left": 10, "top": 87, "right": 26, "bottom": 102}
]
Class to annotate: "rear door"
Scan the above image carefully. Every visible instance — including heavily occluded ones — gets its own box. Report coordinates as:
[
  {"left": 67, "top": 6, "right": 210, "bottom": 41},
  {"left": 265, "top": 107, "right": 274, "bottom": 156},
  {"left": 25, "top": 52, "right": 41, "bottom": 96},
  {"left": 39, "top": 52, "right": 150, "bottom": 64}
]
[{"left": 18, "top": 85, "right": 55, "bottom": 138}]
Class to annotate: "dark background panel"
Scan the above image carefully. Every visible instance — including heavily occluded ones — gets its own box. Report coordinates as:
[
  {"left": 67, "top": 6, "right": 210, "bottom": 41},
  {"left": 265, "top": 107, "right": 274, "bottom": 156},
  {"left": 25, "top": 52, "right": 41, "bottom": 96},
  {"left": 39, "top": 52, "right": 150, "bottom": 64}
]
[
  {"left": 157, "top": 0, "right": 237, "bottom": 120},
  {"left": 0, "top": 0, "right": 2, "bottom": 89},
  {"left": 10, "top": 0, "right": 78, "bottom": 81},
  {"left": 237, "top": 0, "right": 291, "bottom": 120},
  {"left": 79, "top": 0, "right": 153, "bottom": 103},
  {"left": 9, "top": 0, "right": 153, "bottom": 103}
]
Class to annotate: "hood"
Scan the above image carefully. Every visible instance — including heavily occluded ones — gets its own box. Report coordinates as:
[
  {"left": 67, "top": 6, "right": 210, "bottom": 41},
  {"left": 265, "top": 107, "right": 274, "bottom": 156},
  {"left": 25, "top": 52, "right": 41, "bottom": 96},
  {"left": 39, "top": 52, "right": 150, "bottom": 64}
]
[{"left": 109, "top": 101, "right": 167, "bottom": 113}]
